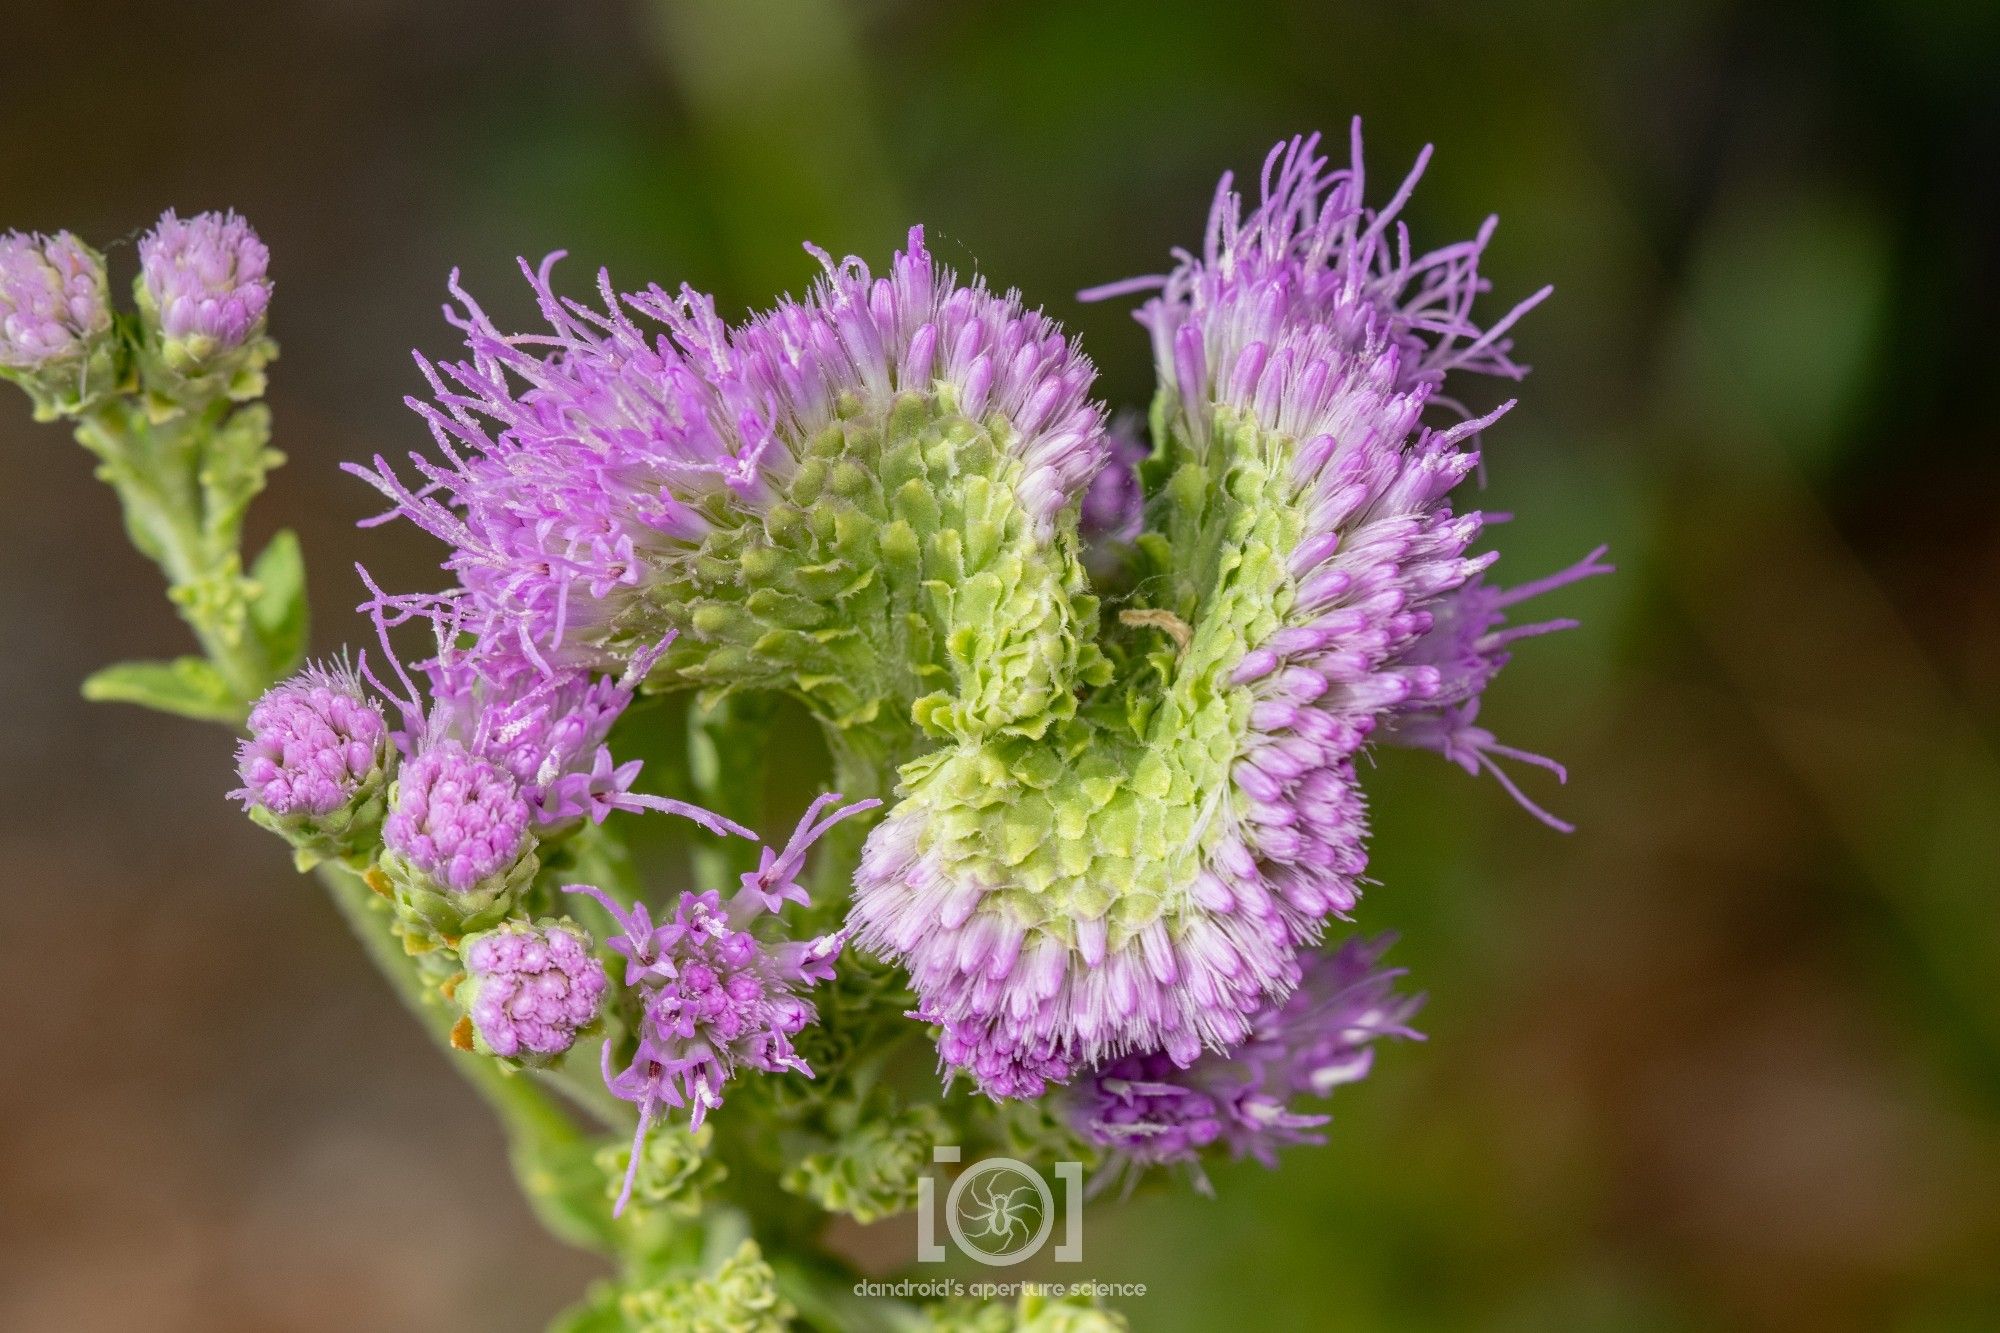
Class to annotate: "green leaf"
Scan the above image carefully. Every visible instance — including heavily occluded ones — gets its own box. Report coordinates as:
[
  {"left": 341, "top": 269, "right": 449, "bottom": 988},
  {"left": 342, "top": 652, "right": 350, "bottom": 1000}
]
[
  {"left": 81, "top": 657, "right": 242, "bottom": 722},
  {"left": 249, "top": 528, "right": 309, "bottom": 677}
]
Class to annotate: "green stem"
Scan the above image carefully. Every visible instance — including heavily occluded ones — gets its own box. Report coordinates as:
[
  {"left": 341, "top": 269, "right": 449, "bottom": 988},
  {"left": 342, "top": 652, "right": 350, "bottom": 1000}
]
[
  {"left": 316, "top": 860, "right": 626, "bottom": 1257},
  {"left": 315, "top": 861, "right": 585, "bottom": 1151},
  {"left": 75, "top": 399, "right": 272, "bottom": 705}
]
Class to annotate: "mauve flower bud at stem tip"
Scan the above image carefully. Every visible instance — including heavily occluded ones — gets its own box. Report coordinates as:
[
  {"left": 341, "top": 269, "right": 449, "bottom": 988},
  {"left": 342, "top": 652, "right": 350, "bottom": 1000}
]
[
  {"left": 233, "top": 661, "right": 390, "bottom": 817},
  {"left": 138, "top": 209, "right": 272, "bottom": 355},
  {"left": 0, "top": 229, "right": 111, "bottom": 370}
]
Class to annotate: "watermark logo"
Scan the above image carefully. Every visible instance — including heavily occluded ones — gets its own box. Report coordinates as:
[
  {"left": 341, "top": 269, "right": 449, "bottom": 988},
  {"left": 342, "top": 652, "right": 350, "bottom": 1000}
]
[{"left": 917, "top": 1146, "right": 1084, "bottom": 1266}]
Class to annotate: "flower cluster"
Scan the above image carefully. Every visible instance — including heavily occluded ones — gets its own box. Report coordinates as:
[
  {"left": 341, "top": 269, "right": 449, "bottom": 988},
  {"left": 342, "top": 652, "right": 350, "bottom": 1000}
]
[
  {"left": 571, "top": 793, "right": 877, "bottom": 1213},
  {"left": 1068, "top": 935, "right": 1423, "bottom": 1193},
  {"left": 27, "top": 123, "right": 1609, "bottom": 1333}
]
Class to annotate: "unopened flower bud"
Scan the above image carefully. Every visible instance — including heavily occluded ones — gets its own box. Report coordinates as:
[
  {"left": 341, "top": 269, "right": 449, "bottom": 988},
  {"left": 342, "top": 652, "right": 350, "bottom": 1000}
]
[
  {"left": 592, "top": 1122, "right": 724, "bottom": 1221},
  {"left": 233, "top": 661, "right": 392, "bottom": 866},
  {"left": 455, "top": 919, "right": 606, "bottom": 1065},
  {"left": 137, "top": 209, "right": 274, "bottom": 403},
  {"left": 0, "top": 229, "right": 116, "bottom": 417},
  {"left": 380, "top": 740, "right": 536, "bottom": 935}
]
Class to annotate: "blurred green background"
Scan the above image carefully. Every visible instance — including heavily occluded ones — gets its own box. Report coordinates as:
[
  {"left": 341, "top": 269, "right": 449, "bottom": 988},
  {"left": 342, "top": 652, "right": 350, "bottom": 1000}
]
[{"left": 3, "top": 1, "right": 1997, "bottom": 1329}]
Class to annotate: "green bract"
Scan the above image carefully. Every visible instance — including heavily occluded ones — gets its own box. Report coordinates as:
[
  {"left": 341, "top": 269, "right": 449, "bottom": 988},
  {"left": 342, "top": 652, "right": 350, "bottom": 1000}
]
[{"left": 643, "top": 390, "right": 1107, "bottom": 779}]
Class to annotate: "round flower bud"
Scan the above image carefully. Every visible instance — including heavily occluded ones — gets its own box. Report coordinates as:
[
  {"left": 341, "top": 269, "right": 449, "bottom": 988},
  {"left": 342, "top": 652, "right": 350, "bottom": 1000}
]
[
  {"left": 136, "top": 209, "right": 274, "bottom": 402},
  {"left": 455, "top": 919, "right": 606, "bottom": 1065},
  {"left": 0, "top": 229, "right": 116, "bottom": 417},
  {"left": 380, "top": 741, "right": 536, "bottom": 935},
  {"left": 232, "top": 662, "right": 392, "bottom": 867}
]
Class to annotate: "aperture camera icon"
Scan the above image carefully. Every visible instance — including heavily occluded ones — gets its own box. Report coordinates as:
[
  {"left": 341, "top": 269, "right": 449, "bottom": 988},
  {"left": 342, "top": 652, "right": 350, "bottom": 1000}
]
[{"left": 918, "top": 1146, "right": 1084, "bottom": 1266}]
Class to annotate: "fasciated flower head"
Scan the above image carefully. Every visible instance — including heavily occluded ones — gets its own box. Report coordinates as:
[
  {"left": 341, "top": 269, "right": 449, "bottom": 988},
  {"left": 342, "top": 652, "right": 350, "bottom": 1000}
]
[
  {"left": 233, "top": 660, "right": 390, "bottom": 817},
  {"left": 1068, "top": 935, "right": 1422, "bottom": 1193},
  {"left": 855, "top": 124, "right": 1566, "bottom": 1098},
  {"left": 350, "top": 225, "right": 1108, "bottom": 676},
  {"left": 571, "top": 792, "right": 877, "bottom": 1214},
  {"left": 138, "top": 209, "right": 272, "bottom": 360},
  {"left": 457, "top": 918, "right": 608, "bottom": 1063}
]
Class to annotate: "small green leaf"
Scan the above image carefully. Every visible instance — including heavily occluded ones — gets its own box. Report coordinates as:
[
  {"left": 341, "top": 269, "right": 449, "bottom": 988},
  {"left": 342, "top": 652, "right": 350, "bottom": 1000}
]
[
  {"left": 81, "top": 657, "right": 242, "bottom": 722},
  {"left": 249, "top": 528, "right": 309, "bottom": 676}
]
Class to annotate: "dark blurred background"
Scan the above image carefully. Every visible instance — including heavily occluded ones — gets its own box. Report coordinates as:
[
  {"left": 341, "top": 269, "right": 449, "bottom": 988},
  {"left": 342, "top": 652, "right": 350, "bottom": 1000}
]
[{"left": 4, "top": 1, "right": 1998, "bottom": 1329}]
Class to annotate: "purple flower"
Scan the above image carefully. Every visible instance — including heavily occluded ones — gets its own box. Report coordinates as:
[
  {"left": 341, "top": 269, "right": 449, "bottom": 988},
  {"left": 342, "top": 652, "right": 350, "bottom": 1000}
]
[
  {"left": 568, "top": 792, "right": 878, "bottom": 1215},
  {"left": 383, "top": 741, "right": 532, "bottom": 894},
  {"left": 855, "top": 125, "right": 1574, "bottom": 1095},
  {"left": 361, "top": 580, "right": 749, "bottom": 841},
  {"left": 459, "top": 920, "right": 608, "bottom": 1060},
  {"left": 0, "top": 229, "right": 110, "bottom": 370},
  {"left": 232, "top": 660, "right": 390, "bottom": 816},
  {"left": 138, "top": 210, "right": 271, "bottom": 353},
  {"left": 349, "top": 225, "right": 1106, "bottom": 669},
  {"left": 1380, "top": 545, "right": 1614, "bottom": 829},
  {"left": 1069, "top": 935, "right": 1422, "bottom": 1194},
  {"left": 1082, "top": 121, "right": 1551, "bottom": 410}
]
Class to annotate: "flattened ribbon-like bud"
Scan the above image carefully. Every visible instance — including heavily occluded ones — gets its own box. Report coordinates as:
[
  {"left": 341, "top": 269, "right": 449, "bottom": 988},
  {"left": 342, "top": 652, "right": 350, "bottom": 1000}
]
[
  {"left": 232, "top": 660, "right": 393, "bottom": 867},
  {"left": 0, "top": 228, "right": 116, "bottom": 418},
  {"left": 354, "top": 226, "right": 1113, "bottom": 764},
  {"left": 856, "top": 126, "right": 1573, "bottom": 1096}
]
